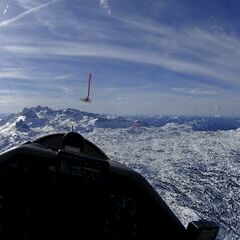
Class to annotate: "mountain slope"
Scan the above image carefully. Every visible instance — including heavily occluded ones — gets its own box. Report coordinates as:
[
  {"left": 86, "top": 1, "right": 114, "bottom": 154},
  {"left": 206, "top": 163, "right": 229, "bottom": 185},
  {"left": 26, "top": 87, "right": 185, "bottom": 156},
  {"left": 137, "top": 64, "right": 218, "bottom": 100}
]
[
  {"left": 0, "top": 106, "right": 239, "bottom": 240},
  {"left": 0, "top": 106, "right": 137, "bottom": 150}
]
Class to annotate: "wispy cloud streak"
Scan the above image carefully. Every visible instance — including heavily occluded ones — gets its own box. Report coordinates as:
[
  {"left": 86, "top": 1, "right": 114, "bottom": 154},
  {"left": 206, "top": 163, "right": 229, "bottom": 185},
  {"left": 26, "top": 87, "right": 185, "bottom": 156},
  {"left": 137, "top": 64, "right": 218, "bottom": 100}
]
[
  {"left": 172, "top": 87, "right": 218, "bottom": 96},
  {"left": 0, "top": 68, "right": 27, "bottom": 79},
  {"left": 2, "top": 31, "right": 240, "bottom": 86},
  {"left": 3, "top": 5, "right": 9, "bottom": 15},
  {"left": 0, "top": 0, "right": 59, "bottom": 27},
  {"left": 100, "top": 0, "right": 111, "bottom": 16}
]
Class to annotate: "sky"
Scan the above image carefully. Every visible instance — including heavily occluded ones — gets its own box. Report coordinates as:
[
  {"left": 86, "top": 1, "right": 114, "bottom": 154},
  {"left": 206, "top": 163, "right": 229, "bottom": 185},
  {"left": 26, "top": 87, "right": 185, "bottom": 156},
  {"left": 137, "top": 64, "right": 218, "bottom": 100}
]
[{"left": 0, "top": 0, "right": 240, "bottom": 116}]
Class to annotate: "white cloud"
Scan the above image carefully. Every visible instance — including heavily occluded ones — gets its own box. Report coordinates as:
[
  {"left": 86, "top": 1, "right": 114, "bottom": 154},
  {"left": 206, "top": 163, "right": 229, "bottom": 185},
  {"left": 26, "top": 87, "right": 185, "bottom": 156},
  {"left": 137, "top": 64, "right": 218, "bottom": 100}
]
[
  {"left": 172, "top": 88, "right": 218, "bottom": 96},
  {"left": 3, "top": 5, "right": 9, "bottom": 15},
  {"left": 0, "top": 0, "right": 60, "bottom": 27},
  {"left": 0, "top": 67, "right": 72, "bottom": 82},
  {"left": 100, "top": 0, "right": 111, "bottom": 16},
  {"left": 17, "top": 0, "right": 45, "bottom": 9},
  {"left": 51, "top": 74, "right": 73, "bottom": 80},
  {"left": 2, "top": 34, "right": 240, "bottom": 86},
  {"left": 0, "top": 68, "right": 27, "bottom": 79}
]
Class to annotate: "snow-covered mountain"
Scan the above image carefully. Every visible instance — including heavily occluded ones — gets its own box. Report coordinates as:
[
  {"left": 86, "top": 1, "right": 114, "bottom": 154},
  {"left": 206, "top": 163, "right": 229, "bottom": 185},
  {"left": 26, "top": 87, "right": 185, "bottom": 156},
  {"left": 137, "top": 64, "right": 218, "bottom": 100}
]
[
  {"left": 0, "top": 106, "right": 137, "bottom": 150},
  {"left": 0, "top": 106, "right": 239, "bottom": 240},
  {"left": 131, "top": 115, "right": 240, "bottom": 131}
]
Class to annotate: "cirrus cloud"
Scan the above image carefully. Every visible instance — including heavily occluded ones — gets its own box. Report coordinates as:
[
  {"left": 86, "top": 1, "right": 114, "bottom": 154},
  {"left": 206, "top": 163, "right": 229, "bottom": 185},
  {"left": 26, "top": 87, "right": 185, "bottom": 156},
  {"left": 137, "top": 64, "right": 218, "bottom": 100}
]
[{"left": 99, "top": 0, "right": 111, "bottom": 16}]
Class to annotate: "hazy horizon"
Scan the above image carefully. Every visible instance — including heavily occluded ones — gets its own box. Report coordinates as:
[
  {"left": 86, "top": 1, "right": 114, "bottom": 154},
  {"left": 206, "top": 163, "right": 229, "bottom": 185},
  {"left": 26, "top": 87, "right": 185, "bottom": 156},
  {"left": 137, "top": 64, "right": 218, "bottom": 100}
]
[{"left": 1, "top": 105, "right": 240, "bottom": 119}]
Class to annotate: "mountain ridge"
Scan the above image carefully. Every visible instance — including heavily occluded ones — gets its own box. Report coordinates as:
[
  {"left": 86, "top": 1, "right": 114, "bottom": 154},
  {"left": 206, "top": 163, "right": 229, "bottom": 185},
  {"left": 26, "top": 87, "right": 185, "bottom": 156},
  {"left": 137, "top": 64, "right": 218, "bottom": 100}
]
[{"left": 1, "top": 106, "right": 240, "bottom": 132}]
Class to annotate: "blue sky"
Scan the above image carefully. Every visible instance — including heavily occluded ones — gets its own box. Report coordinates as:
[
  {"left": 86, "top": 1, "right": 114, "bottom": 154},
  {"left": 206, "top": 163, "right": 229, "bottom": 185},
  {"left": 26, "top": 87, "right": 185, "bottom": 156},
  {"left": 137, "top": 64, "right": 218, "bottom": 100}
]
[{"left": 0, "top": 0, "right": 240, "bottom": 116}]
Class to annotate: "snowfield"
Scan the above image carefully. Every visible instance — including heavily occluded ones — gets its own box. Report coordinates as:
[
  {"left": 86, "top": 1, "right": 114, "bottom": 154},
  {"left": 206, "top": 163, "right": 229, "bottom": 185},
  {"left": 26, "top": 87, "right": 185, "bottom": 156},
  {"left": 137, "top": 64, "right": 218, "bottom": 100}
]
[{"left": 0, "top": 106, "right": 239, "bottom": 240}]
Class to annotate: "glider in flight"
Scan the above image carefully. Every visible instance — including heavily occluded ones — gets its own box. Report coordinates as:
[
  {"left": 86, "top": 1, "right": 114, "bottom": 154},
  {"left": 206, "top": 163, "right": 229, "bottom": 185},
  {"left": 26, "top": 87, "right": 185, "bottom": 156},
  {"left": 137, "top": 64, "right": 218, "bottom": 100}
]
[{"left": 81, "top": 73, "right": 92, "bottom": 103}]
